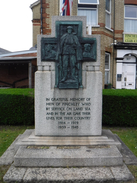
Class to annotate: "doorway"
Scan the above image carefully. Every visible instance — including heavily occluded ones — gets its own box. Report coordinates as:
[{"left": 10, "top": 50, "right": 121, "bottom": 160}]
[{"left": 122, "top": 56, "right": 136, "bottom": 89}]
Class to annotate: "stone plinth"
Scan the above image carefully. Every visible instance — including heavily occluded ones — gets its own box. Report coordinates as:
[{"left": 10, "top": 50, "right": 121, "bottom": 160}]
[
  {"left": 35, "top": 71, "right": 102, "bottom": 136},
  {"left": 35, "top": 16, "right": 101, "bottom": 136},
  {"left": 13, "top": 129, "right": 123, "bottom": 167},
  {"left": 14, "top": 129, "right": 122, "bottom": 152}
]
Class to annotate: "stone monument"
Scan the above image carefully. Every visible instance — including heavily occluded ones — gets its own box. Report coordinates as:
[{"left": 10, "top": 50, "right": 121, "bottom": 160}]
[
  {"left": 13, "top": 17, "right": 123, "bottom": 167},
  {"left": 2, "top": 16, "right": 134, "bottom": 183},
  {"left": 35, "top": 16, "right": 101, "bottom": 136}
]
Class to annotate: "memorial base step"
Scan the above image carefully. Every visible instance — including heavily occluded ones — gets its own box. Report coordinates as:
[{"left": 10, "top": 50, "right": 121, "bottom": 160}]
[
  {"left": 14, "top": 129, "right": 122, "bottom": 152},
  {"left": 14, "top": 145, "right": 123, "bottom": 167}
]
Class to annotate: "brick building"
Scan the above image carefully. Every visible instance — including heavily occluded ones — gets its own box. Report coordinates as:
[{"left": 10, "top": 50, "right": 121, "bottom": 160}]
[
  {"left": 30, "top": 0, "right": 137, "bottom": 89},
  {"left": 0, "top": 48, "right": 37, "bottom": 88}
]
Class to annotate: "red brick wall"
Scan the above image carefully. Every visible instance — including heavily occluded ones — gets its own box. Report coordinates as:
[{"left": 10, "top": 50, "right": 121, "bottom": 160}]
[
  {"left": 42, "top": 0, "right": 51, "bottom": 34},
  {"left": 125, "top": 0, "right": 137, "bottom": 5},
  {"left": 0, "top": 60, "right": 37, "bottom": 88},
  {"left": 0, "top": 64, "right": 28, "bottom": 88}
]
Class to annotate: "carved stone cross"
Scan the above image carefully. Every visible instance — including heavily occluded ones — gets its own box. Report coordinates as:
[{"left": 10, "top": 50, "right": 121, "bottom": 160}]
[{"left": 41, "top": 21, "right": 97, "bottom": 89}]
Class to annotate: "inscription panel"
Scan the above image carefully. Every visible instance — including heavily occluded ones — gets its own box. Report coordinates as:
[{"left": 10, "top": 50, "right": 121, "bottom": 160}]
[
  {"left": 35, "top": 71, "right": 102, "bottom": 136},
  {"left": 45, "top": 98, "right": 91, "bottom": 131}
]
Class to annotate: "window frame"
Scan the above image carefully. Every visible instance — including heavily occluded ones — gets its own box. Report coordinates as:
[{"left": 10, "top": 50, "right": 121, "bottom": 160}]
[
  {"left": 125, "top": 5, "right": 137, "bottom": 19},
  {"left": 124, "top": 5, "right": 137, "bottom": 33},
  {"left": 77, "top": 0, "right": 99, "bottom": 27},
  {"left": 105, "top": 0, "right": 111, "bottom": 30},
  {"left": 105, "top": 52, "right": 110, "bottom": 84},
  {"left": 77, "top": 7, "right": 98, "bottom": 26},
  {"left": 78, "top": 0, "right": 99, "bottom": 5}
]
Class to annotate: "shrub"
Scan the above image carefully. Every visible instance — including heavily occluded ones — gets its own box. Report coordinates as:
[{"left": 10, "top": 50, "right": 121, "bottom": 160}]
[
  {"left": 0, "top": 89, "right": 137, "bottom": 127},
  {"left": 0, "top": 89, "right": 34, "bottom": 125},
  {"left": 103, "top": 89, "right": 137, "bottom": 127}
]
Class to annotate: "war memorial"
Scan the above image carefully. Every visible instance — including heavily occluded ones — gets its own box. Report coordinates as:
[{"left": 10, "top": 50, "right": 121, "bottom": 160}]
[{"left": 1, "top": 17, "right": 135, "bottom": 182}]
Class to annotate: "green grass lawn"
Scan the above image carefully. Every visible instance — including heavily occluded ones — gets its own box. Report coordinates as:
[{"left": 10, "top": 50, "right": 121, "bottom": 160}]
[
  {"left": 106, "top": 127, "right": 137, "bottom": 182},
  {"left": 0, "top": 126, "right": 34, "bottom": 156},
  {"left": 0, "top": 126, "right": 137, "bottom": 183},
  {"left": 105, "top": 127, "right": 137, "bottom": 157}
]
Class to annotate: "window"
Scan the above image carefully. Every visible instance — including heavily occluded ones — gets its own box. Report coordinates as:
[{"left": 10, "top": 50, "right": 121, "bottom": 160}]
[
  {"left": 78, "top": 8, "right": 97, "bottom": 26},
  {"left": 105, "top": 0, "right": 111, "bottom": 29},
  {"left": 78, "top": 0, "right": 99, "bottom": 4},
  {"left": 105, "top": 53, "right": 110, "bottom": 84},
  {"left": 77, "top": 0, "right": 99, "bottom": 26},
  {"left": 124, "top": 6, "right": 137, "bottom": 33}
]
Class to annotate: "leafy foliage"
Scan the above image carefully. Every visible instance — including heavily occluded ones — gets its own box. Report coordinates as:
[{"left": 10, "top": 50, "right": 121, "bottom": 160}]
[
  {"left": 0, "top": 89, "right": 137, "bottom": 126},
  {"left": 0, "top": 89, "right": 34, "bottom": 125},
  {"left": 103, "top": 89, "right": 137, "bottom": 126}
]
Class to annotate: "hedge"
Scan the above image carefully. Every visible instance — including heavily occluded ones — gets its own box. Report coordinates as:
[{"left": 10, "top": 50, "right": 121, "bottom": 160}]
[
  {"left": 0, "top": 89, "right": 34, "bottom": 125},
  {"left": 0, "top": 89, "right": 137, "bottom": 126},
  {"left": 103, "top": 89, "right": 137, "bottom": 127}
]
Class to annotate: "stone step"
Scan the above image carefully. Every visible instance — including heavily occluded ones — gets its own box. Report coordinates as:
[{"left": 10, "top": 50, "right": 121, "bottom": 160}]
[
  {"left": 14, "top": 145, "right": 123, "bottom": 167},
  {"left": 3, "top": 164, "right": 134, "bottom": 183},
  {"left": 14, "top": 129, "right": 122, "bottom": 152}
]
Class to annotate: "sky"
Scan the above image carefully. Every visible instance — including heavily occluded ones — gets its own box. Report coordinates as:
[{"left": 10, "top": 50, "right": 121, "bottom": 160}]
[{"left": 0, "top": 0, "right": 36, "bottom": 52}]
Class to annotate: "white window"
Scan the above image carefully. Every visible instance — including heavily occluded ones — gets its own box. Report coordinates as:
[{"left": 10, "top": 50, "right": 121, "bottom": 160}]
[
  {"left": 78, "top": 0, "right": 99, "bottom": 4},
  {"left": 105, "top": 0, "right": 111, "bottom": 29},
  {"left": 124, "top": 5, "right": 137, "bottom": 33},
  {"left": 77, "top": 0, "right": 99, "bottom": 26},
  {"left": 78, "top": 8, "right": 97, "bottom": 26},
  {"left": 105, "top": 52, "right": 110, "bottom": 84}
]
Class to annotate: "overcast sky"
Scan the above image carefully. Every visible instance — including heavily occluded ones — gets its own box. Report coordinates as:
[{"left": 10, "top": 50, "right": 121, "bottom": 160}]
[{"left": 0, "top": 0, "right": 36, "bottom": 52}]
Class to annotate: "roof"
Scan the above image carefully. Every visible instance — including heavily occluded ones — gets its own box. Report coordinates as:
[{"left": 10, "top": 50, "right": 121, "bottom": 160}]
[
  {"left": 30, "top": 0, "right": 40, "bottom": 9},
  {"left": 0, "top": 48, "right": 37, "bottom": 63},
  {"left": 0, "top": 57, "right": 36, "bottom": 61},
  {"left": 0, "top": 48, "right": 37, "bottom": 58},
  {"left": 0, "top": 48, "right": 11, "bottom": 55}
]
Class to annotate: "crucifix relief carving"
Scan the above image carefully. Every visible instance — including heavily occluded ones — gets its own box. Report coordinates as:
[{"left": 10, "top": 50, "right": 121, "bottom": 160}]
[{"left": 41, "top": 21, "right": 97, "bottom": 89}]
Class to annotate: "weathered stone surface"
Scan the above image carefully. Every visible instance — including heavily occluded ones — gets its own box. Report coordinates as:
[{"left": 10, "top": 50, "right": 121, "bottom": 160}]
[
  {"left": 3, "top": 164, "right": 134, "bottom": 183},
  {"left": 14, "top": 145, "right": 123, "bottom": 167},
  {"left": 23, "top": 167, "right": 114, "bottom": 183},
  {"left": 3, "top": 165, "right": 26, "bottom": 183},
  {"left": 110, "top": 164, "right": 135, "bottom": 182},
  {"left": 14, "top": 130, "right": 33, "bottom": 152}
]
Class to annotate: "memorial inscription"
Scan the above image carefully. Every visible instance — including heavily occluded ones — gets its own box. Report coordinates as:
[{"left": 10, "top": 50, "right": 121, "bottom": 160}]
[{"left": 45, "top": 97, "right": 91, "bottom": 130}]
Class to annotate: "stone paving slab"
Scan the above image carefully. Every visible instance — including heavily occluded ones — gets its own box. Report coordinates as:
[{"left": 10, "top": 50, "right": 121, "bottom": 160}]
[
  {"left": 110, "top": 165, "right": 135, "bottom": 182},
  {"left": 3, "top": 165, "right": 26, "bottom": 183},
  {"left": 3, "top": 164, "right": 134, "bottom": 183}
]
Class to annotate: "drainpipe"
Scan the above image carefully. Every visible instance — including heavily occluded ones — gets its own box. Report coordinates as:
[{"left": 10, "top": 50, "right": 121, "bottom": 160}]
[
  {"left": 112, "top": 0, "right": 115, "bottom": 88},
  {"left": 40, "top": 0, "right": 43, "bottom": 34},
  {"left": 58, "top": 0, "right": 61, "bottom": 16}
]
